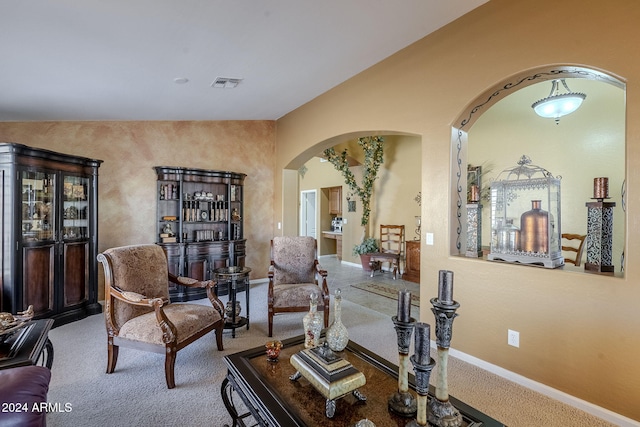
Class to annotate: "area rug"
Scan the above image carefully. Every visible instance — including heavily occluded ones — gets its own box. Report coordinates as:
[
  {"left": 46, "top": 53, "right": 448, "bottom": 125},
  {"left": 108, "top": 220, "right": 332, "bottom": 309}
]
[{"left": 351, "top": 282, "right": 420, "bottom": 307}]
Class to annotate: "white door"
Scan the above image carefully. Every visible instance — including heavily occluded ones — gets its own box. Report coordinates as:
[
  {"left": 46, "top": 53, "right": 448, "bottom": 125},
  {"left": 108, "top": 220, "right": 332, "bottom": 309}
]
[{"left": 300, "top": 190, "right": 317, "bottom": 238}]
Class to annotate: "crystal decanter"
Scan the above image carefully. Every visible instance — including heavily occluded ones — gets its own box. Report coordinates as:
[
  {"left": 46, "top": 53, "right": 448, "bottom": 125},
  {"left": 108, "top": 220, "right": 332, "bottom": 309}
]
[
  {"left": 303, "top": 292, "right": 322, "bottom": 348},
  {"left": 326, "top": 288, "right": 349, "bottom": 351}
]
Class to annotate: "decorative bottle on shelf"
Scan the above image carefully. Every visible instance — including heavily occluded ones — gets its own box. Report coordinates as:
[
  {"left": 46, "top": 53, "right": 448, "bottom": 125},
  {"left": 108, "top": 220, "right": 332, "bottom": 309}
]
[
  {"left": 326, "top": 288, "right": 349, "bottom": 352},
  {"left": 303, "top": 292, "right": 323, "bottom": 349},
  {"left": 520, "top": 200, "right": 549, "bottom": 254}
]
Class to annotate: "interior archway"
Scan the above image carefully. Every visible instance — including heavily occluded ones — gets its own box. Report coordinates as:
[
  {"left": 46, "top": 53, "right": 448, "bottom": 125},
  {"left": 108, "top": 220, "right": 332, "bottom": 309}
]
[
  {"left": 450, "top": 65, "right": 626, "bottom": 275},
  {"left": 282, "top": 131, "right": 422, "bottom": 266}
]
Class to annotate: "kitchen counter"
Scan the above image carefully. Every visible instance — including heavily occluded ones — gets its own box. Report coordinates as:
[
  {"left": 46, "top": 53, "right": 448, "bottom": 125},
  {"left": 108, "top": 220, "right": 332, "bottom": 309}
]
[{"left": 321, "top": 231, "right": 342, "bottom": 261}]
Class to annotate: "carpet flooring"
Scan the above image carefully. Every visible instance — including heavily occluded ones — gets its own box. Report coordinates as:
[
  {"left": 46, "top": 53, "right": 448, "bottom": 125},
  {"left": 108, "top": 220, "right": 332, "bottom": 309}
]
[
  {"left": 351, "top": 282, "right": 420, "bottom": 307},
  {"left": 43, "top": 281, "right": 618, "bottom": 427}
]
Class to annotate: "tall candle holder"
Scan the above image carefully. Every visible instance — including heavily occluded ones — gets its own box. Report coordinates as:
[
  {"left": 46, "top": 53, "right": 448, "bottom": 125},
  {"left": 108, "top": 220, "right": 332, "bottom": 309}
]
[
  {"left": 406, "top": 354, "right": 436, "bottom": 427},
  {"left": 388, "top": 315, "right": 417, "bottom": 417},
  {"left": 429, "top": 297, "right": 462, "bottom": 427}
]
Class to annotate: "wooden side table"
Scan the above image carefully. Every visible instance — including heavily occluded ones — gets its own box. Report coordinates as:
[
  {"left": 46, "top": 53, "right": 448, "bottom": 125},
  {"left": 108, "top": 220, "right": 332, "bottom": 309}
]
[
  {"left": 0, "top": 319, "right": 54, "bottom": 370},
  {"left": 214, "top": 266, "right": 251, "bottom": 338}
]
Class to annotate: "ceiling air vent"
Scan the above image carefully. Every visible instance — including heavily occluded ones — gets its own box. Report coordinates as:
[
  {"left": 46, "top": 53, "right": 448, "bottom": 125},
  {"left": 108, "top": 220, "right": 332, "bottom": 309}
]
[{"left": 211, "top": 77, "right": 243, "bottom": 88}]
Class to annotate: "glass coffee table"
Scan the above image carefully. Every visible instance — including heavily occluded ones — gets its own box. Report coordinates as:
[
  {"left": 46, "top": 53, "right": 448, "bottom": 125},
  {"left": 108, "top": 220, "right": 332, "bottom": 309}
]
[{"left": 222, "top": 334, "right": 505, "bottom": 427}]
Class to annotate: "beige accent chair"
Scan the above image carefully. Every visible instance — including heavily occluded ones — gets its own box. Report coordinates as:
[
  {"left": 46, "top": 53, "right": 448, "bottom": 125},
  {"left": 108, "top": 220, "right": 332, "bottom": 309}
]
[
  {"left": 267, "top": 236, "right": 329, "bottom": 337},
  {"left": 97, "top": 244, "right": 225, "bottom": 389}
]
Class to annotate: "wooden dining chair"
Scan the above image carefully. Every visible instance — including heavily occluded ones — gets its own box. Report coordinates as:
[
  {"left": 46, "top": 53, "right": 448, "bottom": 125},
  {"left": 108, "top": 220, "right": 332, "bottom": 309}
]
[
  {"left": 369, "top": 225, "right": 405, "bottom": 279},
  {"left": 561, "top": 233, "right": 587, "bottom": 266}
]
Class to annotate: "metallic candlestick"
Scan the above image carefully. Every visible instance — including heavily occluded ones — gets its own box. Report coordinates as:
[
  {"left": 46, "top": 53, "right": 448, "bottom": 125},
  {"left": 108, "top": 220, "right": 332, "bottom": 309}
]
[
  {"left": 406, "top": 355, "right": 436, "bottom": 427},
  {"left": 429, "top": 298, "right": 462, "bottom": 427},
  {"left": 389, "top": 316, "right": 417, "bottom": 417}
]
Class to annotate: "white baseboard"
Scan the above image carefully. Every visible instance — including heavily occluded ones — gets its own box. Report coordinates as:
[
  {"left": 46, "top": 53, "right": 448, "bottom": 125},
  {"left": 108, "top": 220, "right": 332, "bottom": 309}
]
[{"left": 444, "top": 345, "right": 639, "bottom": 426}]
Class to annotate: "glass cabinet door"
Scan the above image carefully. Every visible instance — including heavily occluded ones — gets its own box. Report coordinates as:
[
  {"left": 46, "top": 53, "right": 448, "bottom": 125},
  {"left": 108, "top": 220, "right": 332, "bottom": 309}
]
[
  {"left": 62, "top": 174, "right": 89, "bottom": 241},
  {"left": 21, "top": 171, "right": 55, "bottom": 243}
]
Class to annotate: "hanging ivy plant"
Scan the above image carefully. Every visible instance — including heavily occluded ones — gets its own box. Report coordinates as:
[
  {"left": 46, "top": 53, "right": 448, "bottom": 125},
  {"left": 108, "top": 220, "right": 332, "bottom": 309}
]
[{"left": 323, "top": 136, "right": 384, "bottom": 236}]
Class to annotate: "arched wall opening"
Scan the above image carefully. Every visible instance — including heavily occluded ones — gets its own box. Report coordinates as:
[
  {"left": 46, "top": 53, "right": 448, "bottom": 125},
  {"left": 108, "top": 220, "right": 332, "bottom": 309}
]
[
  {"left": 449, "top": 65, "right": 626, "bottom": 275},
  {"left": 282, "top": 131, "right": 422, "bottom": 267}
]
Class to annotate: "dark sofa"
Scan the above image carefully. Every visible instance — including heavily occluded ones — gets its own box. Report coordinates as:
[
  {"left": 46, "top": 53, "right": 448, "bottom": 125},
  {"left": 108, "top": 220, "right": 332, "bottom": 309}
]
[{"left": 0, "top": 365, "right": 51, "bottom": 427}]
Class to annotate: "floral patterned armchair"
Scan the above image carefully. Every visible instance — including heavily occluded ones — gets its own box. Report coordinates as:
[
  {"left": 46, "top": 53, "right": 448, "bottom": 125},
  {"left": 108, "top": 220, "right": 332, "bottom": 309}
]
[
  {"left": 267, "top": 236, "right": 329, "bottom": 337},
  {"left": 97, "top": 244, "right": 225, "bottom": 389}
]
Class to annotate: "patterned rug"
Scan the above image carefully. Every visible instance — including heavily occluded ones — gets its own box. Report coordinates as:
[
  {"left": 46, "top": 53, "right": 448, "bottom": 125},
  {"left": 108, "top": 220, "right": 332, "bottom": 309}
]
[{"left": 350, "top": 282, "right": 420, "bottom": 307}]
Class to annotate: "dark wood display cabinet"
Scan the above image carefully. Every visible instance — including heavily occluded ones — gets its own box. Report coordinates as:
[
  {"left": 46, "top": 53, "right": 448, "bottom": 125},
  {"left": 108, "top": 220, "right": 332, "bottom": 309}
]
[
  {"left": 155, "top": 166, "right": 247, "bottom": 301},
  {"left": 0, "top": 143, "right": 102, "bottom": 326}
]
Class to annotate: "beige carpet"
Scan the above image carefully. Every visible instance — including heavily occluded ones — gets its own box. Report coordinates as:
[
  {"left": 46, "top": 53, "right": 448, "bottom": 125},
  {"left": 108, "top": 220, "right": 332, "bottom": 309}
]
[
  {"left": 351, "top": 282, "right": 420, "bottom": 307},
  {"left": 44, "top": 281, "right": 620, "bottom": 427}
]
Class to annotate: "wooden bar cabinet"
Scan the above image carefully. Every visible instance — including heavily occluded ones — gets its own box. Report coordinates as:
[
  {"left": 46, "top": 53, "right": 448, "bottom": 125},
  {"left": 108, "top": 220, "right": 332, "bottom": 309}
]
[{"left": 155, "top": 166, "right": 247, "bottom": 301}]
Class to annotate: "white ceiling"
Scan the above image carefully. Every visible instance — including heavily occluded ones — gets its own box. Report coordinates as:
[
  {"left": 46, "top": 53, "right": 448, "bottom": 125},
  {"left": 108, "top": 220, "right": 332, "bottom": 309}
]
[{"left": 0, "top": 0, "right": 486, "bottom": 122}]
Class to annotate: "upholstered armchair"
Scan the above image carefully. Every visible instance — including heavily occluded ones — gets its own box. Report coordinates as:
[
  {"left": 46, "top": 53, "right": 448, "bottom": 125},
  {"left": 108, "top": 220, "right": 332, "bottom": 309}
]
[
  {"left": 97, "top": 244, "right": 225, "bottom": 389},
  {"left": 268, "top": 236, "right": 329, "bottom": 337}
]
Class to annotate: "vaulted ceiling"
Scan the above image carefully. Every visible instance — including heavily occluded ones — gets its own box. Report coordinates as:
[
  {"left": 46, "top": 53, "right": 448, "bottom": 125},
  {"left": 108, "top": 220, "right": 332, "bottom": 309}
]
[{"left": 0, "top": 0, "right": 486, "bottom": 121}]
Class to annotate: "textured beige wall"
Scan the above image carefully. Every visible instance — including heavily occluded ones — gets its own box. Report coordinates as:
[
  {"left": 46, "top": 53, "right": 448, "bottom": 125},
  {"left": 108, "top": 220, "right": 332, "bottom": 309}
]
[
  {"left": 0, "top": 121, "right": 276, "bottom": 298},
  {"left": 274, "top": 0, "right": 640, "bottom": 420}
]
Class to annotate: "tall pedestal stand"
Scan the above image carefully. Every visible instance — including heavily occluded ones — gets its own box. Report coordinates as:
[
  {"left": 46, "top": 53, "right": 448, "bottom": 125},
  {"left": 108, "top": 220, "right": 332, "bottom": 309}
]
[
  {"left": 388, "top": 316, "right": 417, "bottom": 417},
  {"left": 585, "top": 201, "right": 616, "bottom": 274},
  {"left": 465, "top": 202, "right": 483, "bottom": 257},
  {"left": 429, "top": 298, "right": 462, "bottom": 427},
  {"left": 406, "top": 355, "right": 436, "bottom": 427}
]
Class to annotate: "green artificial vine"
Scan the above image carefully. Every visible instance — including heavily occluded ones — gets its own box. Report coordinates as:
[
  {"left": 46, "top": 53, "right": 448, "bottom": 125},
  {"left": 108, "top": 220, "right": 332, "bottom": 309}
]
[{"left": 323, "top": 136, "right": 384, "bottom": 236}]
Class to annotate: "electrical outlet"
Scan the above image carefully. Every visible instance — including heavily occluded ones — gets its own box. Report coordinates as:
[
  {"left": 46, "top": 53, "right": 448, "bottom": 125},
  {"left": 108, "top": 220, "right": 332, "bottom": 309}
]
[
  {"left": 342, "top": 218, "right": 347, "bottom": 224},
  {"left": 508, "top": 329, "right": 520, "bottom": 348}
]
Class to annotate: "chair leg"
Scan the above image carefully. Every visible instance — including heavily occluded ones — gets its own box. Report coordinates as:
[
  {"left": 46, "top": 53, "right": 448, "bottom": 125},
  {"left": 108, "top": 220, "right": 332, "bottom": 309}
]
[
  {"left": 106, "top": 337, "right": 119, "bottom": 374},
  {"left": 165, "top": 346, "right": 177, "bottom": 389},
  {"left": 268, "top": 310, "right": 274, "bottom": 337},
  {"left": 215, "top": 322, "right": 224, "bottom": 351}
]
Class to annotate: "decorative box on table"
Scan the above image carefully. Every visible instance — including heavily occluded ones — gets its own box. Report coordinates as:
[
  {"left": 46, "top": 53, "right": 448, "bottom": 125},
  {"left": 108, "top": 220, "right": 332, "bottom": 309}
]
[
  {"left": 289, "top": 343, "right": 366, "bottom": 418},
  {"left": 487, "top": 155, "right": 564, "bottom": 268}
]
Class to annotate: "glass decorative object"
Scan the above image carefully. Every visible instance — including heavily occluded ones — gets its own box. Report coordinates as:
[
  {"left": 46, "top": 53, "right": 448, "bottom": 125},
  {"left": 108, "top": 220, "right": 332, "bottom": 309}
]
[
  {"left": 303, "top": 292, "right": 323, "bottom": 348},
  {"left": 487, "top": 155, "right": 563, "bottom": 268},
  {"left": 326, "top": 289, "right": 349, "bottom": 352}
]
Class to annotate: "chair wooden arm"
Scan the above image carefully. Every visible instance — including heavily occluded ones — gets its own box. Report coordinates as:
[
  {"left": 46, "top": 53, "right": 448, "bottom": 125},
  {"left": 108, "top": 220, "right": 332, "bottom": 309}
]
[
  {"left": 167, "top": 273, "right": 224, "bottom": 316},
  {"left": 111, "top": 286, "right": 167, "bottom": 308},
  {"left": 315, "top": 262, "right": 328, "bottom": 277}
]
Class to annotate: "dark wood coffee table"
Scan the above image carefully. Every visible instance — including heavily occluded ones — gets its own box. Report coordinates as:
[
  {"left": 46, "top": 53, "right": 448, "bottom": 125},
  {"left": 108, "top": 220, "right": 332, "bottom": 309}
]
[
  {"left": 222, "top": 334, "right": 505, "bottom": 427},
  {"left": 0, "top": 319, "right": 54, "bottom": 370}
]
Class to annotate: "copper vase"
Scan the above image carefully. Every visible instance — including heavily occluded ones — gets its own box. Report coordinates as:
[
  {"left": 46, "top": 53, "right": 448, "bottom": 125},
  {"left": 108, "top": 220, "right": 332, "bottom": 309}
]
[{"left": 520, "top": 200, "right": 548, "bottom": 254}]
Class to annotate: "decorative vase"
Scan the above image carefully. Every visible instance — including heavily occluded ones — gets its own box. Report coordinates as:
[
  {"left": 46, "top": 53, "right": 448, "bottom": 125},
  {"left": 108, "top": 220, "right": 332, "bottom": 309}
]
[
  {"left": 326, "top": 289, "right": 349, "bottom": 351},
  {"left": 520, "top": 200, "right": 549, "bottom": 253},
  {"left": 225, "top": 301, "right": 241, "bottom": 322},
  {"left": 303, "top": 292, "right": 322, "bottom": 348}
]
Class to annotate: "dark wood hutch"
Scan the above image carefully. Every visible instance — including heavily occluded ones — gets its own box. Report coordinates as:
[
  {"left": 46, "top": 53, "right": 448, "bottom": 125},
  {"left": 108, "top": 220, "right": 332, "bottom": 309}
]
[
  {"left": 0, "top": 143, "right": 102, "bottom": 326},
  {"left": 155, "top": 166, "right": 246, "bottom": 301}
]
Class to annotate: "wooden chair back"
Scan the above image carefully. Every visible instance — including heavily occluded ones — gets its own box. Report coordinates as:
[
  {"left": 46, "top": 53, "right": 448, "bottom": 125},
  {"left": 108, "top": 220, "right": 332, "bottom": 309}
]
[
  {"left": 562, "top": 233, "right": 587, "bottom": 266},
  {"left": 380, "top": 224, "right": 405, "bottom": 257}
]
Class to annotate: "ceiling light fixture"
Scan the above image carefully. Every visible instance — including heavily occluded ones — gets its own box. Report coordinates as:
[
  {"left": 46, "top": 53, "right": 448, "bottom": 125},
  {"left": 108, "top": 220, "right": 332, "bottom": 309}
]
[
  {"left": 211, "top": 77, "right": 243, "bottom": 89},
  {"left": 173, "top": 77, "right": 189, "bottom": 84},
  {"left": 531, "top": 79, "right": 586, "bottom": 124}
]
